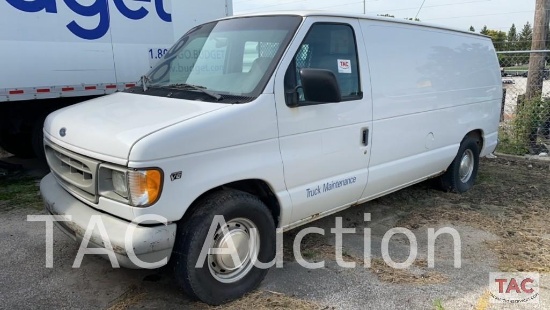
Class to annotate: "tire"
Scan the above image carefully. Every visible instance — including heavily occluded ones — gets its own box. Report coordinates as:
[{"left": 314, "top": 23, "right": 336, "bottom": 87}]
[
  {"left": 172, "top": 189, "right": 276, "bottom": 305},
  {"left": 438, "top": 136, "right": 480, "bottom": 193},
  {"left": 0, "top": 129, "right": 34, "bottom": 158},
  {"left": 31, "top": 116, "right": 46, "bottom": 161}
]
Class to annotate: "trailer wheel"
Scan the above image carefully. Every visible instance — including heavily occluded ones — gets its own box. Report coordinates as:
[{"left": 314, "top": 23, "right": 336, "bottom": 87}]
[
  {"left": 438, "top": 136, "right": 480, "bottom": 193},
  {"left": 31, "top": 116, "right": 46, "bottom": 161},
  {"left": 172, "top": 190, "right": 276, "bottom": 305},
  {"left": 0, "top": 128, "right": 34, "bottom": 158}
]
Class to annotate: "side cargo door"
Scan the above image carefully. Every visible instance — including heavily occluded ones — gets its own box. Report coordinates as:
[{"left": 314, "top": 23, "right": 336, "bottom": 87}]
[{"left": 273, "top": 17, "right": 374, "bottom": 224}]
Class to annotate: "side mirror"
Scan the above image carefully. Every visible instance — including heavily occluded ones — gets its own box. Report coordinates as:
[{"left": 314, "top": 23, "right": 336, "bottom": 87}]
[{"left": 300, "top": 68, "right": 341, "bottom": 103}]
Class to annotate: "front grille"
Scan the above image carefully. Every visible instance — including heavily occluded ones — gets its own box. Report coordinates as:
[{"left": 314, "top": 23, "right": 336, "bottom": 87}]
[{"left": 44, "top": 139, "right": 100, "bottom": 203}]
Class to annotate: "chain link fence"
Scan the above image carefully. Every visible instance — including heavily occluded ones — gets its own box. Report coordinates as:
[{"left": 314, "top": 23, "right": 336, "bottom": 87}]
[{"left": 498, "top": 50, "right": 550, "bottom": 156}]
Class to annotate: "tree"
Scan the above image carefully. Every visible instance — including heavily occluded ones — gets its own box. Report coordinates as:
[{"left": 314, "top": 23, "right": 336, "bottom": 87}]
[
  {"left": 486, "top": 29, "right": 507, "bottom": 50},
  {"left": 516, "top": 21, "right": 534, "bottom": 65},
  {"left": 507, "top": 24, "right": 518, "bottom": 50},
  {"left": 469, "top": 26, "right": 475, "bottom": 32},
  {"left": 519, "top": 21, "right": 533, "bottom": 50},
  {"left": 480, "top": 27, "right": 510, "bottom": 65},
  {"left": 480, "top": 25, "right": 489, "bottom": 35}
]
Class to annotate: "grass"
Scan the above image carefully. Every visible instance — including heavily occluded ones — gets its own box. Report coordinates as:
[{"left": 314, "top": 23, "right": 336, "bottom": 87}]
[
  {"left": 503, "top": 65, "right": 528, "bottom": 71},
  {"left": 394, "top": 157, "right": 550, "bottom": 273},
  {"left": 203, "top": 291, "right": 327, "bottom": 310},
  {"left": 496, "top": 127, "right": 528, "bottom": 155},
  {"left": 369, "top": 258, "right": 448, "bottom": 285},
  {"left": 0, "top": 175, "right": 43, "bottom": 211},
  {"left": 433, "top": 299, "right": 445, "bottom": 310},
  {"left": 284, "top": 224, "right": 449, "bottom": 285},
  {"left": 107, "top": 285, "right": 147, "bottom": 310}
]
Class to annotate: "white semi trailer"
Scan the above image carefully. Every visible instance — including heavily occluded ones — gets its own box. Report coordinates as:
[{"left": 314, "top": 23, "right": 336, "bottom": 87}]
[{"left": 0, "top": 0, "right": 232, "bottom": 158}]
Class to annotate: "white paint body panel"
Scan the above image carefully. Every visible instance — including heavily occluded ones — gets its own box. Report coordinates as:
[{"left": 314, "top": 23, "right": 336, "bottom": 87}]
[
  {"left": 44, "top": 92, "right": 228, "bottom": 162},
  {"left": 41, "top": 12, "right": 501, "bottom": 244},
  {"left": 273, "top": 17, "right": 373, "bottom": 223},
  {"left": 359, "top": 20, "right": 501, "bottom": 200}
]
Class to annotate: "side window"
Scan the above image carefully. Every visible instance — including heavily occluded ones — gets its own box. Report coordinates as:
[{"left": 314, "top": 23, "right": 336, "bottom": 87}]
[{"left": 285, "top": 23, "right": 361, "bottom": 104}]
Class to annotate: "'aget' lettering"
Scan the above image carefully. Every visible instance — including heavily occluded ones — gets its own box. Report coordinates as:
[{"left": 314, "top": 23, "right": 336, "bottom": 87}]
[{"left": 6, "top": 0, "right": 172, "bottom": 40}]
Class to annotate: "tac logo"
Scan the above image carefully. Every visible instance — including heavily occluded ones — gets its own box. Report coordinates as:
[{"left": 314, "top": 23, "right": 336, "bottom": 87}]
[
  {"left": 489, "top": 272, "right": 540, "bottom": 304},
  {"left": 339, "top": 60, "right": 350, "bottom": 69},
  {"left": 6, "top": 0, "right": 171, "bottom": 40},
  {"left": 337, "top": 59, "right": 351, "bottom": 74}
]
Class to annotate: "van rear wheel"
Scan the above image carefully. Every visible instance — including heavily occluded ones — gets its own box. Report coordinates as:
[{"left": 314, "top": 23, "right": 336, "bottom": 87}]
[
  {"left": 438, "top": 136, "right": 480, "bottom": 193},
  {"left": 172, "top": 190, "right": 276, "bottom": 305}
]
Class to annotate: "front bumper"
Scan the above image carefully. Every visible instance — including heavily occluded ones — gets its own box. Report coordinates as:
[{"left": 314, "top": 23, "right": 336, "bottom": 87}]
[{"left": 40, "top": 173, "right": 176, "bottom": 269}]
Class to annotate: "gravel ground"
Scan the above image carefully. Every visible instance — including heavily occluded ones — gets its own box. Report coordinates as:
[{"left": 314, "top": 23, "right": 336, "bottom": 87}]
[{"left": 0, "top": 156, "right": 548, "bottom": 309}]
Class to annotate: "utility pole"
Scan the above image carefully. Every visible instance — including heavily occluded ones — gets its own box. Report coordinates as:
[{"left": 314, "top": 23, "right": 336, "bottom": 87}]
[{"left": 525, "top": 0, "right": 550, "bottom": 100}]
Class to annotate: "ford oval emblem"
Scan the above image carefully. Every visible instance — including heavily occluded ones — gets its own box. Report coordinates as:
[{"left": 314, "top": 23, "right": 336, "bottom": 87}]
[{"left": 59, "top": 127, "right": 66, "bottom": 137}]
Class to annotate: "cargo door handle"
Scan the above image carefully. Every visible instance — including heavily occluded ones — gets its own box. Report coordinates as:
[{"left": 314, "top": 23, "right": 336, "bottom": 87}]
[{"left": 362, "top": 128, "right": 369, "bottom": 146}]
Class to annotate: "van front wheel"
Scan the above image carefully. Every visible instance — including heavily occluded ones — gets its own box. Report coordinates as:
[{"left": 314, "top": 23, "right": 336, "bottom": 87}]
[
  {"left": 172, "top": 190, "right": 276, "bottom": 305},
  {"left": 439, "top": 136, "right": 480, "bottom": 193}
]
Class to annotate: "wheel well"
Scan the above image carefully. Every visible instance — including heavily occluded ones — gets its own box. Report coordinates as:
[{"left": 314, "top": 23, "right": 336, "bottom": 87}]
[
  {"left": 182, "top": 179, "right": 281, "bottom": 227},
  {"left": 465, "top": 129, "right": 484, "bottom": 153}
]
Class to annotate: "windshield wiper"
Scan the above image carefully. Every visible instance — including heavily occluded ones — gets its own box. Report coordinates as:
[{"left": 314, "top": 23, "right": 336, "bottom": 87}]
[{"left": 165, "top": 83, "right": 223, "bottom": 101}]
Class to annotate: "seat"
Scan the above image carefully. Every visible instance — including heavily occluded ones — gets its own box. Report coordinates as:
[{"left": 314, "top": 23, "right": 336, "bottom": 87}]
[{"left": 241, "top": 57, "right": 273, "bottom": 93}]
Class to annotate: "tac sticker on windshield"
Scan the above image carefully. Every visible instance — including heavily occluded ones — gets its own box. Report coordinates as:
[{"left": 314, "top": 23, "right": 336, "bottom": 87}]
[{"left": 338, "top": 59, "right": 351, "bottom": 73}]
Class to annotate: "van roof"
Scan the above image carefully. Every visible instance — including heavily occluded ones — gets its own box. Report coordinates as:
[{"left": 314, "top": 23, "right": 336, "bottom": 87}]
[{"left": 224, "top": 11, "right": 488, "bottom": 38}]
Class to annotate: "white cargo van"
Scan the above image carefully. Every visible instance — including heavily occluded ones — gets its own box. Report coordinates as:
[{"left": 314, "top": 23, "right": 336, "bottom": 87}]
[{"left": 40, "top": 12, "right": 502, "bottom": 305}]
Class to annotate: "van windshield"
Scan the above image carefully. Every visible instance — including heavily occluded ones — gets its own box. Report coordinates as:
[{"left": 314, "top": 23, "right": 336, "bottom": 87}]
[{"left": 142, "top": 16, "right": 302, "bottom": 102}]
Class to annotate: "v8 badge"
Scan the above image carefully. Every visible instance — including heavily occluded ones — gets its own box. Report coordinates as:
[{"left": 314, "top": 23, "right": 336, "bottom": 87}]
[{"left": 170, "top": 171, "right": 182, "bottom": 181}]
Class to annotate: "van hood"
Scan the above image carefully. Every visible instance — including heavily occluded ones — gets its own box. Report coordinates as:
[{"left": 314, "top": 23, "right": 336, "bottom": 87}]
[{"left": 44, "top": 92, "right": 228, "bottom": 163}]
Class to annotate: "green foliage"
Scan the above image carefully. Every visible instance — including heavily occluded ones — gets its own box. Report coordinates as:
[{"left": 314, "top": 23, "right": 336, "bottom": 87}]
[
  {"left": 507, "top": 23, "right": 518, "bottom": 51},
  {"left": 519, "top": 22, "right": 533, "bottom": 41},
  {"left": 433, "top": 299, "right": 445, "bottom": 310},
  {"left": 497, "top": 128, "right": 529, "bottom": 155},
  {"left": 486, "top": 29, "right": 507, "bottom": 50},
  {"left": 498, "top": 97, "right": 550, "bottom": 155},
  {"left": 469, "top": 25, "right": 475, "bottom": 32},
  {"left": 484, "top": 21, "right": 534, "bottom": 67},
  {"left": 480, "top": 25, "right": 489, "bottom": 35},
  {"left": 518, "top": 21, "right": 533, "bottom": 51},
  {"left": 508, "top": 24, "right": 518, "bottom": 42},
  {"left": 0, "top": 176, "right": 42, "bottom": 211}
]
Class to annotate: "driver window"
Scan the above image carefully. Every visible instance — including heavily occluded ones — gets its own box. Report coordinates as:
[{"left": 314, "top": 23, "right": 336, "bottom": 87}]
[{"left": 284, "top": 23, "right": 361, "bottom": 104}]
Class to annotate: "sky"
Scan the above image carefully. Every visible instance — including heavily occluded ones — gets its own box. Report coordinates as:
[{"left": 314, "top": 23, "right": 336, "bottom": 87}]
[{"left": 233, "top": 0, "right": 537, "bottom": 34}]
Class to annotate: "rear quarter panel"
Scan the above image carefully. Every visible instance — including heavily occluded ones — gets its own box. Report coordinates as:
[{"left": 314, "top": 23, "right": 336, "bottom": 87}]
[{"left": 359, "top": 20, "right": 501, "bottom": 199}]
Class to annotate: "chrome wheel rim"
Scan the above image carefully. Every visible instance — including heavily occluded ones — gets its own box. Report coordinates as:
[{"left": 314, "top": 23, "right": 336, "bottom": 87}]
[
  {"left": 207, "top": 218, "right": 259, "bottom": 283},
  {"left": 459, "top": 149, "right": 475, "bottom": 183}
]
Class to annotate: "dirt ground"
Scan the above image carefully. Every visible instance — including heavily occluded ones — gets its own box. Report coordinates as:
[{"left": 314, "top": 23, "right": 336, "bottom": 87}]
[{"left": 0, "top": 155, "right": 549, "bottom": 309}]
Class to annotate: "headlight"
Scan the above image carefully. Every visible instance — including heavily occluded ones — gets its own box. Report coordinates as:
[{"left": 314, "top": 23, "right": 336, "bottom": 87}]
[
  {"left": 111, "top": 170, "right": 128, "bottom": 198},
  {"left": 98, "top": 165, "right": 163, "bottom": 207},
  {"left": 128, "top": 169, "right": 163, "bottom": 207}
]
